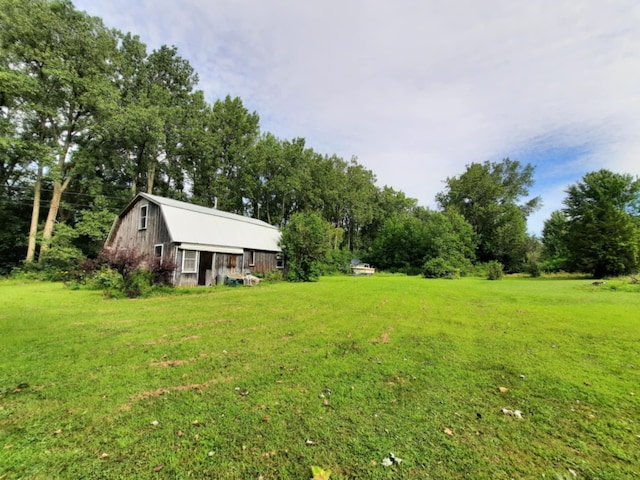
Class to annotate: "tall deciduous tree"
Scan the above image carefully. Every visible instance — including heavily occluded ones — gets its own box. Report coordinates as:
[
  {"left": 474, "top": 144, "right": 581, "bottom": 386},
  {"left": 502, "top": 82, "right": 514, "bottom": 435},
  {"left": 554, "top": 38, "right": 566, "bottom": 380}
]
[
  {"left": 1, "top": 0, "right": 119, "bottom": 261},
  {"left": 188, "top": 95, "right": 259, "bottom": 213},
  {"left": 436, "top": 158, "right": 540, "bottom": 271},
  {"left": 541, "top": 210, "right": 570, "bottom": 271},
  {"left": 243, "top": 132, "right": 284, "bottom": 223},
  {"left": 360, "top": 186, "right": 417, "bottom": 252},
  {"left": 563, "top": 169, "right": 640, "bottom": 277},
  {"left": 108, "top": 38, "right": 198, "bottom": 196}
]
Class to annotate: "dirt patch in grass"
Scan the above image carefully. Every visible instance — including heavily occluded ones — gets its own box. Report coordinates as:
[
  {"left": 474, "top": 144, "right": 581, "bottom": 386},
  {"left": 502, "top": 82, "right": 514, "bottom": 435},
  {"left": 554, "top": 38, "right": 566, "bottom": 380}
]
[
  {"left": 150, "top": 358, "right": 196, "bottom": 368},
  {"left": 131, "top": 383, "right": 205, "bottom": 401},
  {"left": 121, "top": 376, "right": 233, "bottom": 410},
  {"left": 180, "top": 335, "right": 200, "bottom": 341}
]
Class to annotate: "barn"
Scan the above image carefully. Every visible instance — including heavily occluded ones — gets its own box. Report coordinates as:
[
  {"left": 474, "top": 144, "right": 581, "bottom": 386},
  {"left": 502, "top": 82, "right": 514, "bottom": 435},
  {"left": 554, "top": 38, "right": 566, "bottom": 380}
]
[{"left": 105, "top": 193, "right": 282, "bottom": 286}]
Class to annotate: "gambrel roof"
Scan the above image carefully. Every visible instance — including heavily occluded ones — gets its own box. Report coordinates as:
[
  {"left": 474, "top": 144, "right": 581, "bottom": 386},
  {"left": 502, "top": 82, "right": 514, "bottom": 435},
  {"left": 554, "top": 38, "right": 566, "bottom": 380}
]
[{"left": 109, "top": 193, "right": 281, "bottom": 253}]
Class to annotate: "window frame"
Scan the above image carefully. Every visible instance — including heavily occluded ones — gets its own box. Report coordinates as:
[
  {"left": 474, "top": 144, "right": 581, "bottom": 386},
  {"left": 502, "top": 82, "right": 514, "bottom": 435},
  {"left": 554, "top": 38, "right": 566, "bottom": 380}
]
[
  {"left": 276, "top": 253, "right": 284, "bottom": 269},
  {"left": 182, "top": 250, "right": 198, "bottom": 273},
  {"left": 139, "top": 204, "right": 148, "bottom": 230},
  {"left": 248, "top": 250, "right": 256, "bottom": 267},
  {"left": 154, "top": 244, "right": 163, "bottom": 261}
]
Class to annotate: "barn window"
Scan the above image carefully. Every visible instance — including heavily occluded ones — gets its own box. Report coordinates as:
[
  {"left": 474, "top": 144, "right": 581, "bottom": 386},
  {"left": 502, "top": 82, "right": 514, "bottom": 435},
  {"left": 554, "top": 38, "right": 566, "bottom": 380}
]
[
  {"left": 182, "top": 250, "right": 197, "bottom": 273},
  {"left": 276, "top": 254, "right": 284, "bottom": 269},
  {"left": 248, "top": 250, "right": 256, "bottom": 266},
  {"left": 139, "top": 205, "right": 148, "bottom": 230},
  {"left": 154, "top": 244, "right": 163, "bottom": 261}
]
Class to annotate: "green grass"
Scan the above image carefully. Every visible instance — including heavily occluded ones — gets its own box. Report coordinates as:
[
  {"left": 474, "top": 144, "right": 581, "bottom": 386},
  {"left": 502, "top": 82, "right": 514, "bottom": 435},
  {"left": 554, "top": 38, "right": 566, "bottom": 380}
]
[{"left": 1, "top": 276, "right": 639, "bottom": 479}]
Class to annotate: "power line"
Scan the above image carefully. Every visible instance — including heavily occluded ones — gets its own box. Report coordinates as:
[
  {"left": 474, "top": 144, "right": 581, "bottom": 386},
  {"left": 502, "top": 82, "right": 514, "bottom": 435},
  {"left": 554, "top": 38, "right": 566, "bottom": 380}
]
[{"left": 0, "top": 184, "right": 133, "bottom": 201}]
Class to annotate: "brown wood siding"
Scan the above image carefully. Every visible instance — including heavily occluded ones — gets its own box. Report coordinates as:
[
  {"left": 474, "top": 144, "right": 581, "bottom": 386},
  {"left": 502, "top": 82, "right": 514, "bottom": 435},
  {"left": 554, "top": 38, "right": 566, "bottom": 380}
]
[
  {"left": 178, "top": 273, "right": 198, "bottom": 287},
  {"left": 243, "top": 250, "right": 279, "bottom": 273},
  {"left": 214, "top": 253, "right": 243, "bottom": 278},
  {"left": 107, "top": 199, "right": 171, "bottom": 258}
]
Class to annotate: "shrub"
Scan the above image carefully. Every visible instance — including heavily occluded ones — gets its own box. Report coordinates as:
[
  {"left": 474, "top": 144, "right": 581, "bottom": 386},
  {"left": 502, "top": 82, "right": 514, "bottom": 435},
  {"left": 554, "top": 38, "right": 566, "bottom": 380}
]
[
  {"left": 487, "top": 261, "right": 504, "bottom": 280},
  {"left": 98, "top": 246, "right": 147, "bottom": 281},
  {"left": 318, "top": 249, "right": 353, "bottom": 275},
  {"left": 279, "top": 212, "right": 332, "bottom": 282},
  {"left": 92, "top": 246, "right": 151, "bottom": 297},
  {"left": 10, "top": 263, "right": 47, "bottom": 281},
  {"left": 262, "top": 269, "right": 284, "bottom": 283},
  {"left": 527, "top": 261, "right": 542, "bottom": 278},
  {"left": 150, "top": 257, "right": 177, "bottom": 286},
  {"left": 39, "top": 245, "right": 86, "bottom": 281},
  {"left": 422, "top": 257, "right": 460, "bottom": 279},
  {"left": 404, "top": 265, "right": 424, "bottom": 276},
  {"left": 92, "top": 266, "right": 125, "bottom": 296},
  {"left": 124, "top": 269, "right": 153, "bottom": 298}
]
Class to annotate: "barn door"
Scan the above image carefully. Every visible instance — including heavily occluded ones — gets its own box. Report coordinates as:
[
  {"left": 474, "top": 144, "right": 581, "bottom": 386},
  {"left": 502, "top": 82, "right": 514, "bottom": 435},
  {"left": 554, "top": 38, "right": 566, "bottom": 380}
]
[{"left": 198, "top": 252, "right": 214, "bottom": 286}]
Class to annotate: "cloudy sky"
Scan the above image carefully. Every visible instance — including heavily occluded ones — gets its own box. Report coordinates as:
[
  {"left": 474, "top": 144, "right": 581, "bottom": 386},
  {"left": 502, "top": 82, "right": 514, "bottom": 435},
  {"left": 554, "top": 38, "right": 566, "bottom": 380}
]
[{"left": 74, "top": 0, "right": 640, "bottom": 234}]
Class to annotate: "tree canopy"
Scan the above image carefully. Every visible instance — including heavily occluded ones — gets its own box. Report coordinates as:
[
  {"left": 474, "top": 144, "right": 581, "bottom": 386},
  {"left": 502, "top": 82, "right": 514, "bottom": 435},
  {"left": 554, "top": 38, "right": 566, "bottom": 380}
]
[
  {"left": 436, "top": 158, "right": 540, "bottom": 272},
  {"left": 562, "top": 170, "right": 640, "bottom": 277}
]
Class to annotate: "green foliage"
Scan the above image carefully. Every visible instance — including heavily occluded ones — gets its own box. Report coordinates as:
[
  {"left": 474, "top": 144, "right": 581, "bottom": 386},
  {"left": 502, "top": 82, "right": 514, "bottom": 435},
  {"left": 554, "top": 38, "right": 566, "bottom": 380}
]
[
  {"left": 563, "top": 170, "right": 640, "bottom": 278},
  {"left": 368, "top": 209, "right": 475, "bottom": 275},
  {"left": 90, "top": 246, "right": 158, "bottom": 297},
  {"left": 73, "top": 202, "right": 117, "bottom": 258},
  {"left": 527, "top": 261, "right": 542, "bottom": 278},
  {"left": 124, "top": 268, "right": 153, "bottom": 298},
  {"left": 90, "top": 265, "right": 125, "bottom": 296},
  {"left": 0, "top": 191, "right": 31, "bottom": 275},
  {"left": 422, "top": 257, "right": 460, "bottom": 279},
  {"left": 280, "top": 212, "right": 332, "bottom": 282},
  {"left": 188, "top": 95, "right": 260, "bottom": 213},
  {"left": 260, "top": 269, "right": 284, "bottom": 283},
  {"left": 1, "top": 0, "right": 121, "bottom": 259},
  {"left": 437, "top": 158, "right": 540, "bottom": 272},
  {"left": 318, "top": 248, "right": 353, "bottom": 275},
  {"left": 486, "top": 260, "right": 504, "bottom": 280},
  {"left": 35, "top": 224, "right": 85, "bottom": 280},
  {"left": 38, "top": 246, "right": 85, "bottom": 280},
  {"left": 541, "top": 210, "right": 570, "bottom": 271},
  {"left": 89, "top": 257, "right": 170, "bottom": 298}
]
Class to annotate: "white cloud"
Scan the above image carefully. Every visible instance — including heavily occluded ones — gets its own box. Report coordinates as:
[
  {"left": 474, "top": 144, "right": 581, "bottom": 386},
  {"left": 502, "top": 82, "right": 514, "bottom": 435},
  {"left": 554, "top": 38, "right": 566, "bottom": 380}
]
[{"left": 75, "top": 0, "right": 640, "bottom": 231}]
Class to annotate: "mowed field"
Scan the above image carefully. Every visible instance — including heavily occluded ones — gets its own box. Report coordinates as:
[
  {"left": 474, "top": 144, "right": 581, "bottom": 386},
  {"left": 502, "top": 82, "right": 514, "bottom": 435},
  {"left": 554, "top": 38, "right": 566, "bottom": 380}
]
[{"left": 0, "top": 276, "right": 638, "bottom": 479}]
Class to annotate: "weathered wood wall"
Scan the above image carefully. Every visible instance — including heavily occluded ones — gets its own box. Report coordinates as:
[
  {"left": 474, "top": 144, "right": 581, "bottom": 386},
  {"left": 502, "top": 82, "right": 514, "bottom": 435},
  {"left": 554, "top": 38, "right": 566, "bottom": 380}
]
[
  {"left": 106, "top": 200, "right": 171, "bottom": 260},
  {"left": 243, "top": 251, "right": 279, "bottom": 273}
]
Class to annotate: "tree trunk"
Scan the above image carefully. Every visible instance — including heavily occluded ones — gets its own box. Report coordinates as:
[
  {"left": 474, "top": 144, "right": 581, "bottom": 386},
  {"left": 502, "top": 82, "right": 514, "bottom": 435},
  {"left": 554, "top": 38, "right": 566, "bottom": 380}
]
[
  {"left": 39, "top": 124, "right": 76, "bottom": 260},
  {"left": 25, "top": 163, "right": 43, "bottom": 263},
  {"left": 38, "top": 176, "right": 70, "bottom": 260},
  {"left": 147, "top": 161, "right": 155, "bottom": 194}
]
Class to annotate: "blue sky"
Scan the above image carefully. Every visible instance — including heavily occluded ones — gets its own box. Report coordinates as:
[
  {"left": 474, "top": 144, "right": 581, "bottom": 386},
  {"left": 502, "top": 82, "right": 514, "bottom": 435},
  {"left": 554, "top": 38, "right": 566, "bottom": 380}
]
[{"left": 73, "top": 0, "right": 640, "bottom": 234}]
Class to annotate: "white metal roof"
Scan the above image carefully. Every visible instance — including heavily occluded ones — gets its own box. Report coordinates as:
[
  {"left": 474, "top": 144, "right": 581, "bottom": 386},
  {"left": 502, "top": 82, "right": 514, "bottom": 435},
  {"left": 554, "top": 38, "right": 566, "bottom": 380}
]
[{"left": 139, "top": 193, "right": 281, "bottom": 252}]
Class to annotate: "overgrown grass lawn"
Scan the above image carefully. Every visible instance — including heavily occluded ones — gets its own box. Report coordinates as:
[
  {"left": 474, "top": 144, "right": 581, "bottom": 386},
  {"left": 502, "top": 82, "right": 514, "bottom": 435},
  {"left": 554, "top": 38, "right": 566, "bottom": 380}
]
[{"left": 1, "top": 276, "right": 638, "bottom": 479}]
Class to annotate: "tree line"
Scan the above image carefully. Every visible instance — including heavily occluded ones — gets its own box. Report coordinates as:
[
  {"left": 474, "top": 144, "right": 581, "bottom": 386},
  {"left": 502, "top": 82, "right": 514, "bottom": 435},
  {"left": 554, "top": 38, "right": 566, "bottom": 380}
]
[{"left": 1, "top": 0, "right": 638, "bottom": 280}]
